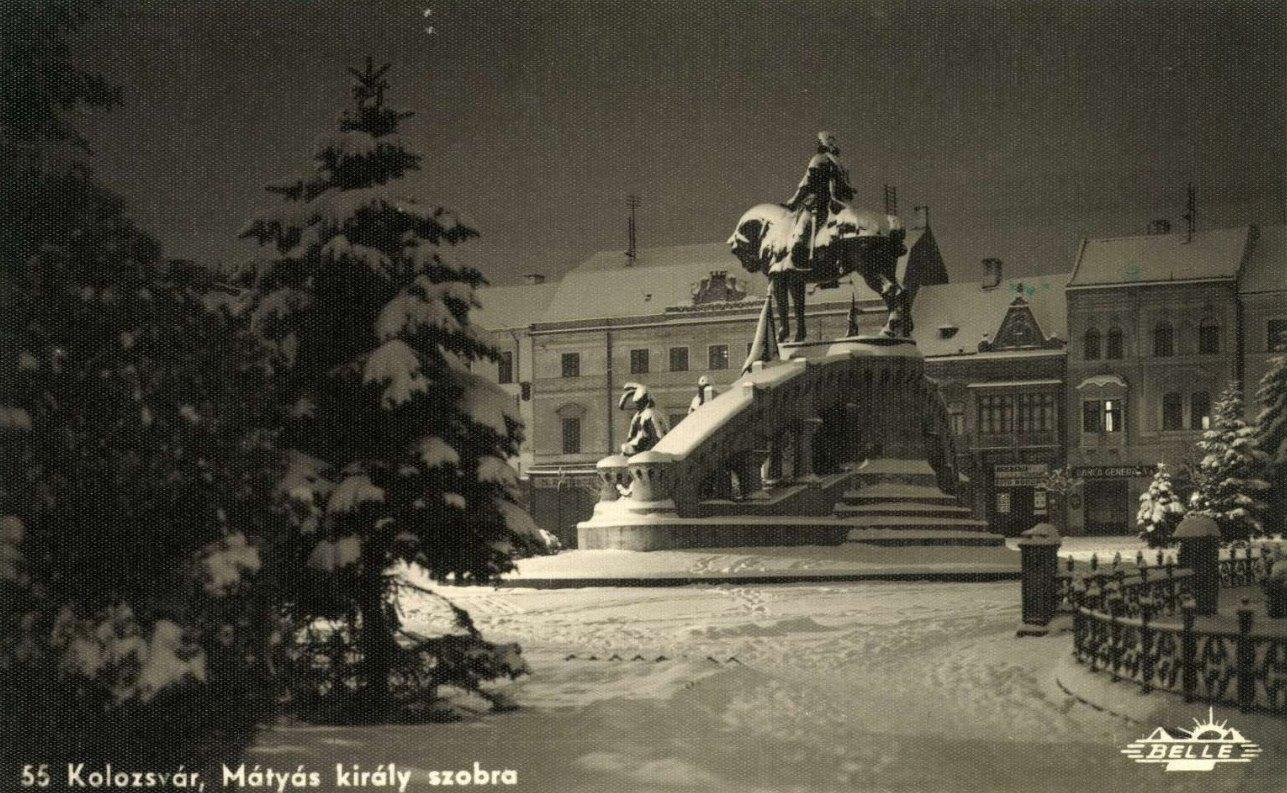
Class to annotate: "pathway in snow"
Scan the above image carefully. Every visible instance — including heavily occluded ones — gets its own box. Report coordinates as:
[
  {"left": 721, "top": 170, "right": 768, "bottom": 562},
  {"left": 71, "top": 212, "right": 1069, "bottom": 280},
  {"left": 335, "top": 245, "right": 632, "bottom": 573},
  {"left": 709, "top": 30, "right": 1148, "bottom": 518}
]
[{"left": 253, "top": 581, "right": 1283, "bottom": 792}]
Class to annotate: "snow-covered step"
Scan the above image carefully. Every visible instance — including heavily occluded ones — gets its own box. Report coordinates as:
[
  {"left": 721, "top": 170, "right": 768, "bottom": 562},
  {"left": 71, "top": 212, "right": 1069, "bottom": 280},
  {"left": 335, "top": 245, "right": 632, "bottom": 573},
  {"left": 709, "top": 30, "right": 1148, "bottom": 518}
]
[
  {"left": 839, "top": 483, "right": 961, "bottom": 506},
  {"left": 844, "top": 528, "right": 1007, "bottom": 547},
  {"left": 834, "top": 502, "right": 975, "bottom": 519},
  {"left": 838, "top": 514, "right": 992, "bottom": 532}
]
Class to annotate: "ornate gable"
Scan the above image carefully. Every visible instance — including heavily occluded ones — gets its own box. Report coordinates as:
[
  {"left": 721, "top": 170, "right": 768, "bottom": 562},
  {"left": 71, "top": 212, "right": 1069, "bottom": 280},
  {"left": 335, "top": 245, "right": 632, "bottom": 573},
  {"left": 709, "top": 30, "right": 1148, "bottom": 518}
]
[
  {"left": 979, "top": 295, "right": 1064, "bottom": 352},
  {"left": 691, "top": 270, "right": 748, "bottom": 305}
]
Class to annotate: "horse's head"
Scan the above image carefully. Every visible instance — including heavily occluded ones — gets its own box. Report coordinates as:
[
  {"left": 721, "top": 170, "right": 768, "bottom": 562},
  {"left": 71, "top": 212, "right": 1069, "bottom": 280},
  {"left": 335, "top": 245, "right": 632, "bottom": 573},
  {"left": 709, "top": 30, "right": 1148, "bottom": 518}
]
[{"left": 727, "top": 203, "right": 793, "bottom": 275}]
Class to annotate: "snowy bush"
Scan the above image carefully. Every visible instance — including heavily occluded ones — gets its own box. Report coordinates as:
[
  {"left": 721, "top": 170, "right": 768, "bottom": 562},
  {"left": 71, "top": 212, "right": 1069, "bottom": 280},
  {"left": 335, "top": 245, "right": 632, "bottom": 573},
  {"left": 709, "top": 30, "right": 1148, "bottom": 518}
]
[
  {"left": 240, "top": 60, "right": 537, "bottom": 718},
  {"left": 1256, "top": 354, "right": 1287, "bottom": 536},
  {"left": 1136, "top": 464, "right": 1185, "bottom": 547},
  {"left": 0, "top": 1, "right": 277, "bottom": 767},
  {"left": 1191, "top": 385, "right": 1271, "bottom": 541}
]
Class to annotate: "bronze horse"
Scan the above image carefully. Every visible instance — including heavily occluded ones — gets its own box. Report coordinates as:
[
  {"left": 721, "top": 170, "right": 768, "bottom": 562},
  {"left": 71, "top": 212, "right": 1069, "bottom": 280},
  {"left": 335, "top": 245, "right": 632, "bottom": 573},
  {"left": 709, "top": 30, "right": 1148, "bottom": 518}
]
[{"left": 727, "top": 202, "right": 912, "bottom": 342}]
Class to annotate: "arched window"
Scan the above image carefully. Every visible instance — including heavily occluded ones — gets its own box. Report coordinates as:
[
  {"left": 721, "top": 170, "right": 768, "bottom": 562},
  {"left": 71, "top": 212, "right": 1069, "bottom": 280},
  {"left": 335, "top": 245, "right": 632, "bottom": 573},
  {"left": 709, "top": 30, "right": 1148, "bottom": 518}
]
[
  {"left": 1083, "top": 328, "right": 1101, "bottom": 360},
  {"left": 1198, "top": 319, "right": 1220, "bottom": 355},
  {"left": 1153, "top": 321, "right": 1174, "bottom": 357},
  {"left": 1105, "top": 327, "right": 1124, "bottom": 359}
]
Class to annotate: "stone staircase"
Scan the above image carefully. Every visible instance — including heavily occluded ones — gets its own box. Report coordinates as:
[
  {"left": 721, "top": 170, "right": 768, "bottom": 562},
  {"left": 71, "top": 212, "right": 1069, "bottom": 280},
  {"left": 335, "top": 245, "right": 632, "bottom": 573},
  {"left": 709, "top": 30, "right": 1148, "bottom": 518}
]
[{"left": 833, "top": 459, "right": 1002, "bottom": 547}]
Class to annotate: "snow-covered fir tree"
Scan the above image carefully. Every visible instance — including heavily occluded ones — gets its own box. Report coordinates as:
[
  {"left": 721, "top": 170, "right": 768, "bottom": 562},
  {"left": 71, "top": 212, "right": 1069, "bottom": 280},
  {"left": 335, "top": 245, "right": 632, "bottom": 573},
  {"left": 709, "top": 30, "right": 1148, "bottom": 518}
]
[
  {"left": 1136, "top": 463, "right": 1185, "bottom": 547},
  {"left": 1, "top": 0, "right": 275, "bottom": 766},
  {"left": 1256, "top": 353, "right": 1287, "bottom": 535},
  {"left": 1191, "top": 385, "right": 1271, "bottom": 540},
  {"left": 240, "top": 60, "right": 534, "bottom": 715}
]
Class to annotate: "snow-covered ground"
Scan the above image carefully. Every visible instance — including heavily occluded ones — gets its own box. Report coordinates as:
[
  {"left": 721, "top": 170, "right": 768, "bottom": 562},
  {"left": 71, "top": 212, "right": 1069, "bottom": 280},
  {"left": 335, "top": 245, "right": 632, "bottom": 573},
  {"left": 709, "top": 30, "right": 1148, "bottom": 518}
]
[{"left": 249, "top": 542, "right": 1284, "bottom": 792}]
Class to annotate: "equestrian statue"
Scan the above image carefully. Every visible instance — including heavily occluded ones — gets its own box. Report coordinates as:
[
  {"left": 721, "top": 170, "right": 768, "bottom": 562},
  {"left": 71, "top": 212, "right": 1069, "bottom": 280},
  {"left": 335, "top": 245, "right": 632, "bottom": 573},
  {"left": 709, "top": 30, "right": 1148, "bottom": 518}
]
[{"left": 727, "top": 131, "right": 912, "bottom": 343}]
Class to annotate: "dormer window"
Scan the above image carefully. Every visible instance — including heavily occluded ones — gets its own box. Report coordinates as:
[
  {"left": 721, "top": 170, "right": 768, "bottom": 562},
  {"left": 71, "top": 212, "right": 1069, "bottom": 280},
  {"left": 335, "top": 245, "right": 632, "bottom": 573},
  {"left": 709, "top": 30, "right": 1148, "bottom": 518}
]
[{"left": 938, "top": 325, "right": 959, "bottom": 339}]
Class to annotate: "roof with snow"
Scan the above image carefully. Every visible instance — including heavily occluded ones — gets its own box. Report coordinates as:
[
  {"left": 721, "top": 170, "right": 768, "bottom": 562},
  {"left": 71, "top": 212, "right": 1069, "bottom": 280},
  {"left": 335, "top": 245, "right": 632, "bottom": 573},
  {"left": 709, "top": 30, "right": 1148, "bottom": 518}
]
[
  {"left": 473, "top": 281, "right": 560, "bottom": 330},
  {"left": 1068, "top": 226, "right": 1252, "bottom": 288},
  {"left": 1239, "top": 224, "right": 1287, "bottom": 294},
  {"left": 912, "top": 275, "right": 1068, "bottom": 358}
]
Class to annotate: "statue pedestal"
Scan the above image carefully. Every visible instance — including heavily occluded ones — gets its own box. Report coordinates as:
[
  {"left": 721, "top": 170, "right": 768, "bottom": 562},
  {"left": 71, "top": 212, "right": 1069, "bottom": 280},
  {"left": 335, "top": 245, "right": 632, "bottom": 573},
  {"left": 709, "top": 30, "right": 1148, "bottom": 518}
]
[{"left": 778, "top": 334, "right": 917, "bottom": 362}]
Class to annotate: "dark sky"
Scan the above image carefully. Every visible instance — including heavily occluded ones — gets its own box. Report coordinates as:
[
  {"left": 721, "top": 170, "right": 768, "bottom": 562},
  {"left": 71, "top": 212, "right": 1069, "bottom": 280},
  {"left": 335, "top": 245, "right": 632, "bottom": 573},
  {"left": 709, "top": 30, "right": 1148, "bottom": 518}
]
[{"left": 76, "top": 0, "right": 1285, "bottom": 285}]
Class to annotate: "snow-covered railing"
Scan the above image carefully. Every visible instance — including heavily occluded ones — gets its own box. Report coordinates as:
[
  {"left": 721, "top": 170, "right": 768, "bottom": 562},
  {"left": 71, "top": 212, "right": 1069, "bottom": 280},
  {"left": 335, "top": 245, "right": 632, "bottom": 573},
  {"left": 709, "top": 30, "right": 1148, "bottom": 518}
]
[{"left": 1073, "top": 591, "right": 1287, "bottom": 714}]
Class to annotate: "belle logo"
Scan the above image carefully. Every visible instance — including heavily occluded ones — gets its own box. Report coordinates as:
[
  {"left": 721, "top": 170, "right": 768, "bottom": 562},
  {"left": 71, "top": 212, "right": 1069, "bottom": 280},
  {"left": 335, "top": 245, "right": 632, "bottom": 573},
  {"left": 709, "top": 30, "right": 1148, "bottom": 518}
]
[{"left": 1121, "top": 708, "right": 1262, "bottom": 771}]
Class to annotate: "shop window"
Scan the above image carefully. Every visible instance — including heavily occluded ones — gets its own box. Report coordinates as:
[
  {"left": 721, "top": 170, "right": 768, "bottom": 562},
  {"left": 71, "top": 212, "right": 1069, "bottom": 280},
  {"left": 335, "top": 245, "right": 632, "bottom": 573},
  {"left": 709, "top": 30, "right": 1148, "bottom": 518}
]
[
  {"left": 669, "top": 346, "right": 689, "bottom": 372},
  {"left": 1198, "top": 320, "right": 1220, "bottom": 355},
  {"left": 708, "top": 344, "right": 729, "bottom": 371},
  {"left": 1083, "top": 328, "right": 1101, "bottom": 360},
  {"left": 1161, "top": 392, "right": 1184, "bottom": 430},
  {"left": 630, "top": 348, "right": 649, "bottom": 375},
  {"left": 1153, "top": 322, "right": 1174, "bottom": 357},
  {"left": 498, "top": 351, "right": 514, "bottom": 384},
  {"left": 1191, "top": 391, "right": 1211, "bottom": 431},
  {"left": 561, "top": 417, "right": 581, "bottom": 454},
  {"left": 1105, "top": 327, "right": 1124, "bottom": 359},
  {"left": 560, "top": 352, "right": 580, "bottom": 378}
]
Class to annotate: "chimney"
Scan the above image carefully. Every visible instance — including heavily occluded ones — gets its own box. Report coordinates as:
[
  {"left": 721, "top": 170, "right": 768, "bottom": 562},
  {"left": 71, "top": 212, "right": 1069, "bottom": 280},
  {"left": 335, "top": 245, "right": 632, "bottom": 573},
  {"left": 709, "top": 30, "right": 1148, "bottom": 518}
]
[
  {"left": 981, "top": 258, "right": 1003, "bottom": 289},
  {"left": 1148, "top": 218, "right": 1172, "bottom": 235},
  {"left": 524, "top": 273, "right": 546, "bottom": 285},
  {"left": 912, "top": 205, "right": 929, "bottom": 230}
]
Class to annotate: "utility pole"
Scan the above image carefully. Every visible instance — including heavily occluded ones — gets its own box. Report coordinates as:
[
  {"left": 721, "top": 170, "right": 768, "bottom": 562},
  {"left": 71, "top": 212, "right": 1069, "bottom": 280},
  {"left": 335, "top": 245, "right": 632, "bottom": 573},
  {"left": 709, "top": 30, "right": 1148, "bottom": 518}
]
[{"left": 626, "top": 194, "right": 640, "bottom": 265}]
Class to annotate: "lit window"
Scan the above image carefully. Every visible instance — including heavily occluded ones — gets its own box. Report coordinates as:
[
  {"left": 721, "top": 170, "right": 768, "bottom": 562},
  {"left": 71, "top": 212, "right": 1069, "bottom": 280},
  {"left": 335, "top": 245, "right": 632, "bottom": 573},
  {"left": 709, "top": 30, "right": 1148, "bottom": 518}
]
[
  {"left": 630, "top": 348, "right": 649, "bottom": 374},
  {"left": 1161, "top": 392, "right": 1183, "bottom": 430},
  {"left": 1104, "top": 399, "right": 1122, "bottom": 433},
  {"left": 708, "top": 344, "right": 729, "bottom": 371}
]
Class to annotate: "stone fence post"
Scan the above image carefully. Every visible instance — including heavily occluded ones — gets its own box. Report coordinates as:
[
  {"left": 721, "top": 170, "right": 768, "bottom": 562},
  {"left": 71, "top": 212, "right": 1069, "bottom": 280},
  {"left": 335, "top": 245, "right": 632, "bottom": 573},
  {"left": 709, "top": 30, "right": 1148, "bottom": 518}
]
[
  {"left": 1175, "top": 513, "right": 1221, "bottom": 616},
  {"left": 1016, "top": 522, "right": 1061, "bottom": 636}
]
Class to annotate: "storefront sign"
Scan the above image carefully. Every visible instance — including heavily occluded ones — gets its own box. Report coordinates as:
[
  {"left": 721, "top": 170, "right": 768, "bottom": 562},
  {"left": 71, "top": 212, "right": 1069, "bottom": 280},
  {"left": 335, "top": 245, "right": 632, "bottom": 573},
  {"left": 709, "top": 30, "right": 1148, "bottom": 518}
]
[
  {"left": 994, "top": 463, "right": 1049, "bottom": 486},
  {"left": 1072, "top": 465, "right": 1156, "bottom": 479},
  {"left": 996, "top": 492, "right": 1011, "bottom": 514}
]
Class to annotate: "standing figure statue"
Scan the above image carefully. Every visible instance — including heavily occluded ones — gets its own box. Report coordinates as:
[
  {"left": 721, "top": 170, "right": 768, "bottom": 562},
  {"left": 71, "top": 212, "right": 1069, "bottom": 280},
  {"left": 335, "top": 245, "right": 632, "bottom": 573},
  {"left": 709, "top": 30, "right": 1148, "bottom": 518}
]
[
  {"left": 619, "top": 382, "right": 669, "bottom": 456},
  {"left": 727, "top": 131, "right": 913, "bottom": 342},
  {"left": 688, "top": 375, "right": 716, "bottom": 414}
]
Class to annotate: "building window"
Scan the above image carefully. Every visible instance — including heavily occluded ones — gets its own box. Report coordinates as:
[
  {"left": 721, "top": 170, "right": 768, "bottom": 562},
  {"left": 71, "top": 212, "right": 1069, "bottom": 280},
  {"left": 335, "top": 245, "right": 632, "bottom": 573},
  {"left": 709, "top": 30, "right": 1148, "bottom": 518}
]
[
  {"left": 947, "top": 403, "right": 965, "bottom": 436},
  {"left": 708, "top": 344, "right": 729, "bottom": 370},
  {"left": 1162, "top": 392, "right": 1184, "bottom": 430},
  {"left": 1269, "top": 319, "right": 1287, "bottom": 352},
  {"left": 560, "top": 352, "right": 580, "bottom": 378},
  {"left": 1191, "top": 391, "right": 1211, "bottom": 430},
  {"left": 669, "top": 346, "right": 689, "bottom": 372},
  {"left": 1105, "top": 327, "right": 1124, "bottom": 359},
  {"left": 1198, "top": 320, "right": 1220, "bottom": 355},
  {"left": 1017, "top": 393, "right": 1056, "bottom": 433},
  {"left": 1083, "top": 328, "right": 1101, "bottom": 360},
  {"left": 498, "top": 351, "right": 514, "bottom": 384},
  {"left": 978, "top": 395, "right": 1013, "bottom": 434},
  {"left": 629, "top": 348, "right": 649, "bottom": 374},
  {"left": 1153, "top": 322, "right": 1174, "bottom": 357},
  {"left": 1083, "top": 399, "right": 1123, "bottom": 433},
  {"left": 561, "top": 417, "right": 581, "bottom": 454}
]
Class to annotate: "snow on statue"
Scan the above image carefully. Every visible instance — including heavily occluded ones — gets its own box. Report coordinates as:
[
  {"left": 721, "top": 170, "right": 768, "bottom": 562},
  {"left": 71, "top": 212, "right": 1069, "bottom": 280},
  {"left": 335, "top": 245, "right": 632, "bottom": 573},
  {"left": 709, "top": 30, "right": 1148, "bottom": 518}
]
[
  {"left": 727, "top": 131, "right": 912, "bottom": 342},
  {"left": 239, "top": 59, "right": 533, "bottom": 717}
]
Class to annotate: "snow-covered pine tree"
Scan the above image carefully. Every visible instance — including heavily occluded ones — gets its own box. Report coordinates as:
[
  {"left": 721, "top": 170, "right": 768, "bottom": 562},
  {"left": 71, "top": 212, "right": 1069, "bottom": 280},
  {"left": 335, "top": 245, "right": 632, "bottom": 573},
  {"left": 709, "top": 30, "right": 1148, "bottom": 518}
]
[
  {"left": 1136, "top": 463, "right": 1185, "bottom": 547},
  {"left": 1, "top": 0, "right": 275, "bottom": 767},
  {"left": 1191, "top": 385, "right": 1271, "bottom": 541},
  {"left": 1256, "top": 353, "right": 1287, "bottom": 535},
  {"left": 240, "top": 60, "right": 534, "bottom": 716}
]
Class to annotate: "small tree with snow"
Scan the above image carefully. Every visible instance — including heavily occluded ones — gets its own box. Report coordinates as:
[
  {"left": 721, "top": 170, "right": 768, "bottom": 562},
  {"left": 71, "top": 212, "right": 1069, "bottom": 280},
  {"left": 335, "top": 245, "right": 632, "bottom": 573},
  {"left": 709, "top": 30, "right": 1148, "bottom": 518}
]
[
  {"left": 240, "top": 60, "right": 534, "bottom": 717},
  {"left": 1136, "top": 463, "right": 1185, "bottom": 547},
  {"left": 1191, "top": 385, "right": 1271, "bottom": 541},
  {"left": 1256, "top": 353, "right": 1287, "bottom": 535},
  {"left": 1, "top": 0, "right": 275, "bottom": 767}
]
